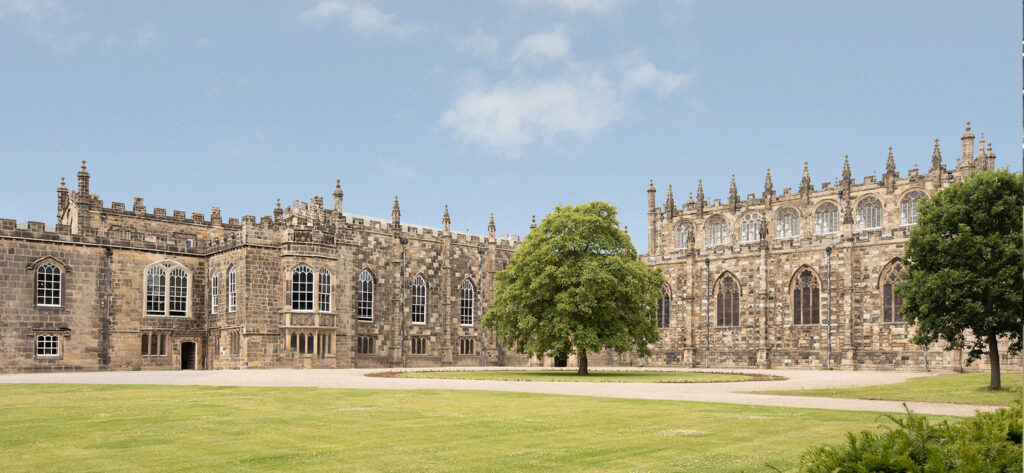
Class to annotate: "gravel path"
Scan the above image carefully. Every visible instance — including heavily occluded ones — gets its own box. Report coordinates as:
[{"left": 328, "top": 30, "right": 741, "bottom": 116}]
[{"left": 0, "top": 367, "right": 999, "bottom": 417}]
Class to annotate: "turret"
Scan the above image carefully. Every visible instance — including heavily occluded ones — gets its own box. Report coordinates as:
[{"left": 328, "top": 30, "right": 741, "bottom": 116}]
[
  {"left": 274, "top": 199, "right": 283, "bottom": 221},
  {"left": 647, "top": 179, "right": 656, "bottom": 212},
  {"left": 959, "top": 121, "right": 975, "bottom": 167},
  {"left": 56, "top": 177, "right": 68, "bottom": 221},
  {"left": 391, "top": 196, "right": 401, "bottom": 228},
  {"left": 76, "top": 160, "right": 90, "bottom": 197},
  {"left": 985, "top": 142, "right": 995, "bottom": 170},
  {"left": 728, "top": 174, "right": 738, "bottom": 211},
  {"left": 647, "top": 179, "right": 658, "bottom": 257},
  {"left": 332, "top": 178, "right": 343, "bottom": 215},
  {"left": 442, "top": 205, "right": 451, "bottom": 235},
  {"left": 763, "top": 169, "right": 774, "bottom": 209},
  {"left": 487, "top": 213, "right": 496, "bottom": 239},
  {"left": 884, "top": 147, "right": 897, "bottom": 192}
]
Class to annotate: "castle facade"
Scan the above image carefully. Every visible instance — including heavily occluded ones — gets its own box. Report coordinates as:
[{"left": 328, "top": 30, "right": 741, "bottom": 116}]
[
  {"left": 0, "top": 167, "right": 525, "bottom": 372},
  {"left": 641, "top": 122, "right": 1014, "bottom": 371}
]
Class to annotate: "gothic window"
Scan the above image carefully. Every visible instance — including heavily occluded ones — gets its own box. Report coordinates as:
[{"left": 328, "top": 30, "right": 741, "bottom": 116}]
[
  {"left": 792, "top": 269, "right": 820, "bottom": 325},
  {"left": 900, "top": 191, "right": 925, "bottom": 226},
  {"left": 411, "top": 336, "right": 427, "bottom": 355},
  {"left": 776, "top": 208, "right": 800, "bottom": 239},
  {"left": 411, "top": 275, "right": 426, "bottom": 324},
  {"left": 146, "top": 262, "right": 189, "bottom": 317},
  {"left": 855, "top": 197, "right": 883, "bottom": 230},
  {"left": 654, "top": 288, "right": 670, "bottom": 328},
  {"left": 460, "top": 338, "right": 475, "bottom": 355},
  {"left": 357, "top": 270, "right": 374, "bottom": 321},
  {"left": 36, "top": 263, "right": 62, "bottom": 307},
  {"left": 318, "top": 268, "right": 332, "bottom": 312},
  {"left": 705, "top": 216, "right": 729, "bottom": 246},
  {"left": 814, "top": 203, "right": 840, "bottom": 235},
  {"left": 460, "top": 280, "right": 475, "bottom": 325},
  {"left": 881, "top": 261, "right": 906, "bottom": 323},
  {"left": 36, "top": 334, "right": 59, "bottom": 357},
  {"left": 227, "top": 267, "right": 237, "bottom": 312},
  {"left": 716, "top": 275, "right": 740, "bottom": 326},
  {"left": 210, "top": 272, "right": 219, "bottom": 314},
  {"left": 675, "top": 223, "right": 693, "bottom": 249},
  {"left": 738, "top": 213, "right": 763, "bottom": 243},
  {"left": 291, "top": 266, "right": 314, "bottom": 311}
]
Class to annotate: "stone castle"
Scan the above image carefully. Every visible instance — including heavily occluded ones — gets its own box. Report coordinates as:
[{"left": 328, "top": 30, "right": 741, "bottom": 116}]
[
  {"left": 642, "top": 122, "right": 1014, "bottom": 371},
  {"left": 0, "top": 121, "right": 1015, "bottom": 372}
]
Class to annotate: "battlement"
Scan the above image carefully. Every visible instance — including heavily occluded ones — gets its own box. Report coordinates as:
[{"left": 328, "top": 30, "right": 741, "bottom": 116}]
[
  {"left": 101, "top": 198, "right": 241, "bottom": 229},
  {"left": 0, "top": 218, "right": 206, "bottom": 255}
]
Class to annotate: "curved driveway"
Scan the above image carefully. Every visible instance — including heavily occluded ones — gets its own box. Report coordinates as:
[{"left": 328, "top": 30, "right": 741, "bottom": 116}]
[{"left": 0, "top": 367, "right": 999, "bottom": 417}]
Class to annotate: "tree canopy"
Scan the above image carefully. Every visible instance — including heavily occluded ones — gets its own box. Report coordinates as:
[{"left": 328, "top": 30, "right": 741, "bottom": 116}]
[
  {"left": 899, "top": 169, "right": 1023, "bottom": 389},
  {"left": 483, "top": 202, "right": 665, "bottom": 374}
]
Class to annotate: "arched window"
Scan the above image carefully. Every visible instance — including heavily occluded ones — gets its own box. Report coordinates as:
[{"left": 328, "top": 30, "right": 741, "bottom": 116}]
[
  {"left": 36, "top": 263, "right": 62, "bottom": 307},
  {"left": 675, "top": 223, "right": 693, "bottom": 249},
  {"left": 460, "top": 280, "right": 474, "bottom": 325},
  {"left": 319, "top": 268, "right": 332, "bottom": 312},
  {"left": 776, "top": 208, "right": 800, "bottom": 239},
  {"left": 900, "top": 191, "right": 925, "bottom": 226},
  {"left": 291, "top": 266, "right": 314, "bottom": 311},
  {"left": 210, "top": 272, "right": 219, "bottom": 314},
  {"left": 357, "top": 270, "right": 373, "bottom": 321},
  {"left": 411, "top": 275, "right": 426, "bottom": 324},
  {"left": 814, "top": 203, "right": 840, "bottom": 235},
  {"left": 881, "top": 261, "right": 906, "bottom": 323},
  {"left": 716, "top": 275, "right": 740, "bottom": 326},
  {"left": 227, "top": 267, "right": 237, "bottom": 312},
  {"left": 855, "top": 197, "right": 883, "bottom": 230},
  {"left": 705, "top": 216, "right": 729, "bottom": 246},
  {"left": 738, "top": 213, "right": 763, "bottom": 243},
  {"left": 654, "top": 288, "right": 670, "bottom": 328},
  {"left": 146, "top": 262, "right": 189, "bottom": 317},
  {"left": 792, "top": 269, "right": 820, "bottom": 325}
]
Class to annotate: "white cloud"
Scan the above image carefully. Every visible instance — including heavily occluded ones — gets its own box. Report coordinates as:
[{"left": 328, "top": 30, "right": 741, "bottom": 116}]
[
  {"left": 453, "top": 29, "right": 500, "bottom": 58},
  {"left": 512, "top": 25, "right": 570, "bottom": 62},
  {"left": 0, "top": 0, "right": 89, "bottom": 53},
  {"left": 441, "top": 70, "right": 619, "bottom": 151},
  {"left": 510, "top": 0, "right": 624, "bottom": 14},
  {"left": 617, "top": 51, "right": 690, "bottom": 98},
  {"left": 298, "top": 1, "right": 424, "bottom": 37},
  {"left": 441, "top": 52, "right": 689, "bottom": 153}
]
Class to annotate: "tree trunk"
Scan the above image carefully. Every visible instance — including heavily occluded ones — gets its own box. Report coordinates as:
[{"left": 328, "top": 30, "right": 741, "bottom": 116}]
[
  {"left": 577, "top": 350, "right": 588, "bottom": 375},
  {"left": 987, "top": 330, "right": 1001, "bottom": 390}
]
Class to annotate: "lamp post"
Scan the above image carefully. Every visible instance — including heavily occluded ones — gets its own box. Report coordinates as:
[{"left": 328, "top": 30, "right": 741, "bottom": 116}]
[
  {"left": 400, "top": 233, "right": 408, "bottom": 368},
  {"left": 825, "top": 246, "right": 832, "bottom": 370},
  {"left": 704, "top": 257, "right": 711, "bottom": 369},
  {"left": 477, "top": 244, "right": 487, "bottom": 366}
]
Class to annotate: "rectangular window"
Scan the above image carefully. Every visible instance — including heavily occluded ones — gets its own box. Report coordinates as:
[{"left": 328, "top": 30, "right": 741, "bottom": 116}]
[
  {"left": 411, "top": 336, "right": 427, "bottom": 355},
  {"left": 319, "top": 270, "right": 332, "bottom": 312},
  {"left": 211, "top": 274, "right": 219, "bottom": 314},
  {"left": 36, "top": 334, "right": 59, "bottom": 357},
  {"left": 228, "top": 270, "right": 237, "bottom": 312},
  {"left": 141, "top": 333, "right": 149, "bottom": 356},
  {"left": 356, "top": 335, "right": 375, "bottom": 355},
  {"left": 459, "top": 338, "right": 474, "bottom": 356}
]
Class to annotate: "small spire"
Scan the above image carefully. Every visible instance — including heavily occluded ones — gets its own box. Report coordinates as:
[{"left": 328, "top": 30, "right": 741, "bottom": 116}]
[
  {"left": 930, "top": 139, "right": 942, "bottom": 170},
  {"left": 488, "top": 212, "right": 496, "bottom": 237},
  {"left": 885, "top": 146, "right": 895, "bottom": 174},
  {"left": 842, "top": 155, "right": 851, "bottom": 181},
  {"left": 276, "top": 198, "right": 281, "bottom": 208},
  {"left": 665, "top": 184, "right": 675, "bottom": 211},
  {"left": 978, "top": 133, "right": 986, "bottom": 157},
  {"left": 799, "top": 162, "right": 811, "bottom": 193},
  {"left": 728, "top": 174, "right": 738, "bottom": 208},
  {"left": 391, "top": 195, "right": 400, "bottom": 224},
  {"left": 647, "top": 178, "right": 655, "bottom": 192},
  {"left": 987, "top": 141, "right": 994, "bottom": 156},
  {"left": 81, "top": 160, "right": 87, "bottom": 171},
  {"left": 59, "top": 177, "right": 66, "bottom": 188},
  {"left": 687, "top": 192, "right": 694, "bottom": 204},
  {"left": 529, "top": 215, "right": 537, "bottom": 231},
  {"left": 764, "top": 168, "right": 773, "bottom": 190},
  {"left": 696, "top": 179, "right": 704, "bottom": 201},
  {"left": 442, "top": 204, "right": 451, "bottom": 231}
]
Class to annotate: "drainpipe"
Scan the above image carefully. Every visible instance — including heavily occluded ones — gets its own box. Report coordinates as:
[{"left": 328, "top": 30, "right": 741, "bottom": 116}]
[{"left": 101, "top": 247, "right": 112, "bottom": 369}]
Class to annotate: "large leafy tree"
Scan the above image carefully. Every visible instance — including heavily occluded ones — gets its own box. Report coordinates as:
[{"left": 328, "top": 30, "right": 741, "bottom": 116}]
[
  {"left": 483, "top": 202, "right": 664, "bottom": 375},
  {"left": 899, "top": 169, "right": 1023, "bottom": 389}
]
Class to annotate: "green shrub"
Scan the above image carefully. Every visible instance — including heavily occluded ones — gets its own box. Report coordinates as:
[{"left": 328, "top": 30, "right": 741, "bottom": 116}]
[{"left": 794, "top": 403, "right": 1022, "bottom": 473}]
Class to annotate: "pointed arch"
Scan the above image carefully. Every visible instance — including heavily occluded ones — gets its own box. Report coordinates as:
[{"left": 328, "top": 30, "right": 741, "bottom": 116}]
[
  {"left": 357, "top": 268, "right": 375, "bottom": 321},
  {"left": 31, "top": 257, "right": 67, "bottom": 308},
  {"left": 714, "top": 272, "right": 741, "bottom": 327},
  {"left": 879, "top": 259, "right": 906, "bottom": 323},
  {"left": 411, "top": 273, "right": 427, "bottom": 324},
  {"left": 144, "top": 260, "right": 191, "bottom": 317},
  {"left": 704, "top": 215, "right": 729, "bottom": 246},
  {"left": 674, "top": 221, "right": 694, "bottom": 249},
  {"left": 899, "top": 189, "right": 927, "bottom": 226},
  {"left": 654, "top": 285, "right": 671, "bottom": 328},
  {"left": 290, "top": 264, "right": 314, "bottom": 311},
  {"left": 854, "top": 195, "right": 883, "bottom": 230},
  {"left": 813, "top": 201, "right": 840, "bottom": 235},
  {"left": 736, "top": 213, "right": 764, "bottom": 243},
  {"left": 775, "top": 207, "right": 801, "bottom": 239},
  {"left": 790, "top": 265, "right": 820, "bottom": 325},
  {"left": 460, "top": 279, "right": 475, "bottom": 325}
]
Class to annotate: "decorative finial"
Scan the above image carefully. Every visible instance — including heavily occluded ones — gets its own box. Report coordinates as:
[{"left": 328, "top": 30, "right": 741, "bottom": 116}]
[
  {"left": 529, "top": 214, "right": 537, "bottom": 230},
  {"left": 335, "top": 178, "right": 340, "bottom": 188},
  {"left": 276, "top": 198, "right": 281, "bottom": 207},
  {"left": 81, "top": 160, "right": 87, "bottom": 170},
  {"left": 886, "top": 147, "right": 895, "bottom": 174},
  {"left": 442, "top": 204, "right": 451, "bottom": 230},
  {"left": 60, "top": 177, "right": 65, "bottom": 186}
]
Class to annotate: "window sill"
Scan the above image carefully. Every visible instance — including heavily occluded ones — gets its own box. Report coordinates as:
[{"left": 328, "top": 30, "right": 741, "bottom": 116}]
[
  {"left": 36, "top": 304, "right": 62, "bottom": 309},
  {"left": 144, "top": 314, "right": 190, "bottom": 318}
]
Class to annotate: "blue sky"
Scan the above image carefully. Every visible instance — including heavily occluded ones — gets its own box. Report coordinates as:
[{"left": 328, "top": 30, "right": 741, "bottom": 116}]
[{"left": 0, "top": 0, "right": 1019, "bottom": 253}]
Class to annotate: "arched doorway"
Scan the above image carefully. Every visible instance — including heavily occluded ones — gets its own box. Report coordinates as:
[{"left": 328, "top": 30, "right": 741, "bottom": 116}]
[{"left": 180, "top": 341, "right": 196, "bottom": 370}]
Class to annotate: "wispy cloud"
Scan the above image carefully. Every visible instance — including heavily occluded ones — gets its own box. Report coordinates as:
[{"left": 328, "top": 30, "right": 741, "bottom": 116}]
[
  {"left": 0, "top": 0, "right": 89, "bottom": 53},
  {"left": 511, "top": 25, "right": 570, "bottom": 62},
  {"left": 509, "top": 0, "right": 624, "bottom": 14},
  {"left": 452, "top": 29, "right": 500, "bottom": 58},
  {"left": 378, "top": 159, "right": 416, "bottom": 178},
  {"left": 616, "top": 51, "right": 690, "bottom": 98},
  {"left": 298, "top": 1, "right": 425, "bottom": 38}
]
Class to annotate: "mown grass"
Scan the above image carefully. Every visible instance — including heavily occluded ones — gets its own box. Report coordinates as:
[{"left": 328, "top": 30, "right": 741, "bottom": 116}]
[
  {"left": 387, "top": 369, "right": 781, "bottom": 383},
  {"left": 763, "top": 372, "right": 1023, "bottom": 406},
  {"left": 0, "top": 383, "right": 919, "bottom": 472}
]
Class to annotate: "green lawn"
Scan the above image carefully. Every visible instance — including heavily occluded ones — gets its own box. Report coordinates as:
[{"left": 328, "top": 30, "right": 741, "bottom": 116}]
[
  {"left": 763, "top": 372, "right": 1023, "bottom": 406},
  {"left": 388, "top": 369, "right": 782, "bottom": 383},
  {"left": 0, "top": 384, "right": 917, "bottom": 473}
]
